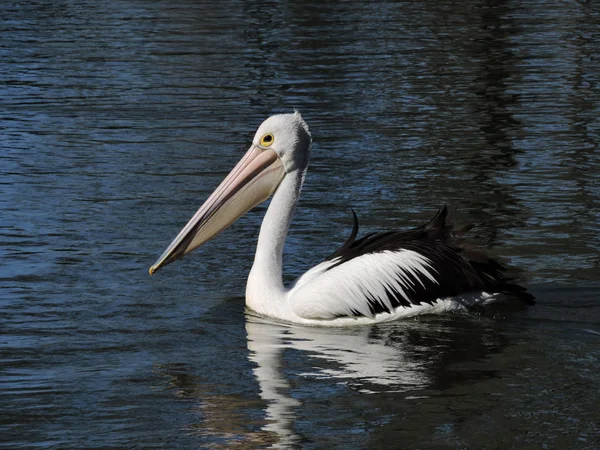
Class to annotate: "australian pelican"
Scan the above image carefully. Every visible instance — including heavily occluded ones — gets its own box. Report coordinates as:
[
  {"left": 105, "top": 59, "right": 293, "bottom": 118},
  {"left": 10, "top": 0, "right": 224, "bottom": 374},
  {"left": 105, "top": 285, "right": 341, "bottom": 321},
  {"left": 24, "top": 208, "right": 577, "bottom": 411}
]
[{"left": 149, "top": 112, "right": 533, "bottom": 325}]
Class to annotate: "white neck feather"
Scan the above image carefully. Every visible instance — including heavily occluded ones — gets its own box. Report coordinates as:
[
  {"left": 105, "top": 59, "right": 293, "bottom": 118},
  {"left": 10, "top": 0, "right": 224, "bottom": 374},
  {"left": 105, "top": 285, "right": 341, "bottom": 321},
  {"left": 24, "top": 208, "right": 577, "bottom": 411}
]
[{"left": 246, "top": 169, "right": 305, "bottom": 316}]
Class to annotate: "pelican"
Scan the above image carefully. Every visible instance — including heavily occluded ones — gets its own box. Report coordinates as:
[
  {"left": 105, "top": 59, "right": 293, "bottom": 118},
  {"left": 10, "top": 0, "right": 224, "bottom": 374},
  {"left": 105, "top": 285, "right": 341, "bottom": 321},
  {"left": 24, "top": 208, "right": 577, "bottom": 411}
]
[{"left": 149, "top": 112, "right": 533, "bottom": 325}]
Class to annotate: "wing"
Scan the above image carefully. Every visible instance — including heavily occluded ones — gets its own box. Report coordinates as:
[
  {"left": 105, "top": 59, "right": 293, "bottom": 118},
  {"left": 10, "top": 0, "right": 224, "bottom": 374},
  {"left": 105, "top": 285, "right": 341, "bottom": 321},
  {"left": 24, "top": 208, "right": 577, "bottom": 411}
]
[{"left": 290, "top": 206, "right": 533, "bottom": 320}]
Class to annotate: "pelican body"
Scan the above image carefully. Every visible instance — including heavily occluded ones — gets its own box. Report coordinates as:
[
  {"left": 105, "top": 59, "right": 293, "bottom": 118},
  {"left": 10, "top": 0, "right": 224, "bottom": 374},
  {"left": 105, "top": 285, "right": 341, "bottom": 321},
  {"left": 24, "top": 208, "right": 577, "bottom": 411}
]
[{"left": 150, "top": 112, "right": 533, "bottom": 325}]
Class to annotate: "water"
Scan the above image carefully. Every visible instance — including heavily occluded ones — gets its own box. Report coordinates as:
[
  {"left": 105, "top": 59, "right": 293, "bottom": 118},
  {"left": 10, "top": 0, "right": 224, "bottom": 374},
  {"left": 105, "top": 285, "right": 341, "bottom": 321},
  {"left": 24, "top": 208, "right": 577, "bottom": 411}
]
[{"left": 2, "top": 0, "right": 599, "bottom": 448}]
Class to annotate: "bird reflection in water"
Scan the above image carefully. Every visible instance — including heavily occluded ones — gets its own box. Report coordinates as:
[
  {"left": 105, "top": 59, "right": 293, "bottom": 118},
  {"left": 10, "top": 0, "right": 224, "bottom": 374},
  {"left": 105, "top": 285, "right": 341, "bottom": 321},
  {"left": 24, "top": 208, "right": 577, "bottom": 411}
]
[
  {"left": 245, "top": 313, "right": 509, "bottom": 447},
  {"left": 155, "top": 313, "right": 508, "bottom": 448}
]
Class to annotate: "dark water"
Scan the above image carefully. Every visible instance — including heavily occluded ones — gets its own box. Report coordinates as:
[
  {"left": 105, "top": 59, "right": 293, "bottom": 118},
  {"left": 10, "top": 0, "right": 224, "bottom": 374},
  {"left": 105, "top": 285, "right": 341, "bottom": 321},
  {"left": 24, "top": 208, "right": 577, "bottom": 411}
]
[{"left": 2, "top": 0, "right": 600, "bottom": 448}]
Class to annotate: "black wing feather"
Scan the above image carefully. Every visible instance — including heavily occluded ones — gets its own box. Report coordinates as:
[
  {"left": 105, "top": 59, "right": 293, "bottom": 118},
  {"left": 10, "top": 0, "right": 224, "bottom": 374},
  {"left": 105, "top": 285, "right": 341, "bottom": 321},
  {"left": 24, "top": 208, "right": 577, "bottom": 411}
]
[
  {"left": 324, "top": 206, "right": 534, "bottom": 316},
  {"left": 325, "top": 208, "right": 359, "bottom": 261}
]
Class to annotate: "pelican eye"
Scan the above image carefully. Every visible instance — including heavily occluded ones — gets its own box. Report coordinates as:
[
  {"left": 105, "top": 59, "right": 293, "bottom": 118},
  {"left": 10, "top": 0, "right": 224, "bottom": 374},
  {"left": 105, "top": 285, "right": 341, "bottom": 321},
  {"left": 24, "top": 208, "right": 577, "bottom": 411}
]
[{"left": 260, "top": 133, "right": 274, "bottom": 147}]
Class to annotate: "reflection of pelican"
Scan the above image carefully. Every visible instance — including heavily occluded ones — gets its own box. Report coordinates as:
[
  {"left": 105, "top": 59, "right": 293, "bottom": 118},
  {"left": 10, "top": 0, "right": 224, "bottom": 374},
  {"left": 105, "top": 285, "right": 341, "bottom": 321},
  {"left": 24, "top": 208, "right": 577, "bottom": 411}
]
[
  {"left": 246, "top": 318, "right": 302, "bottom": 448},
  {"left": 245, "top": 316, "right": 432, "bottom": 447},
  {"left": 246, "top": 316, "right": 430, "bottom": 394},
  {"left": 150, "top": 113, "right": 533, "bottom": 325}
]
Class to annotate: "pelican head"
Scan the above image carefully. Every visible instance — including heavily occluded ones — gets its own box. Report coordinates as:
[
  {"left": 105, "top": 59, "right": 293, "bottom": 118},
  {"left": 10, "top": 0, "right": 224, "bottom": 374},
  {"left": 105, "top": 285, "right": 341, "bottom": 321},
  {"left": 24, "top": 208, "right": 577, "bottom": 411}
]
[{"left": 149, "top": 112, "right": 311, "bottom": 274}]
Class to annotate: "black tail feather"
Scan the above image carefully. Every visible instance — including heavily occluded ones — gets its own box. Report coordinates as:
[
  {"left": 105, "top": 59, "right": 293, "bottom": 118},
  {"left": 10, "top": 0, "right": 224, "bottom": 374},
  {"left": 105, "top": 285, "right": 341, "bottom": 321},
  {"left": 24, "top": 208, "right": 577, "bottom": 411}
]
[{"left": 325, "top": 205, "right": 535, "bottom": 306}]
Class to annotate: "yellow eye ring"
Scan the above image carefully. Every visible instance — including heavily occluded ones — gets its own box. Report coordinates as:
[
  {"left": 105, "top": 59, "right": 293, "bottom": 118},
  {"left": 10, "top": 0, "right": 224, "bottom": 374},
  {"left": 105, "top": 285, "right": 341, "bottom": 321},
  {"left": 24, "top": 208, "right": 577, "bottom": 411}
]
[{"left": 260, "top": 133, "right": 274, "bottom": 147}]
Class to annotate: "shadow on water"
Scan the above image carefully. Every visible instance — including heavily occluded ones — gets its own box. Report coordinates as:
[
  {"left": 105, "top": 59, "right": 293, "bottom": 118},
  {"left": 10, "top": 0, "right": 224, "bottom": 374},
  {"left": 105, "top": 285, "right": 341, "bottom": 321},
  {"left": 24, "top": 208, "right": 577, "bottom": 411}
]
[{"left": 465, "top": 0, "right": 527, "bottom": 240}]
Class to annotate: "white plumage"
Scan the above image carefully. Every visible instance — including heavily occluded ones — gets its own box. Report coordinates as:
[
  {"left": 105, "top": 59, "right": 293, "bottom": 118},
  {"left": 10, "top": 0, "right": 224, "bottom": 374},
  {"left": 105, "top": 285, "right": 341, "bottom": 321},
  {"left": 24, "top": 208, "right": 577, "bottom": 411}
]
[
  {"left": 290, "top": 250, "right": 438, "bottom": 320},
  {"left": 150, "top": 112, "right": 534, "bottom": 325}
]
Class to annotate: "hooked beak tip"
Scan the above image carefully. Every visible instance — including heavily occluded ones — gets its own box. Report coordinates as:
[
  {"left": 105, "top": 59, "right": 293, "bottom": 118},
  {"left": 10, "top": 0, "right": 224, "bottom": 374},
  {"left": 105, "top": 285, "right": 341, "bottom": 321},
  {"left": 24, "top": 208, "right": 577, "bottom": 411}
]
[{"left": 148, "top": 146, "right": 284, "bottom": 279}]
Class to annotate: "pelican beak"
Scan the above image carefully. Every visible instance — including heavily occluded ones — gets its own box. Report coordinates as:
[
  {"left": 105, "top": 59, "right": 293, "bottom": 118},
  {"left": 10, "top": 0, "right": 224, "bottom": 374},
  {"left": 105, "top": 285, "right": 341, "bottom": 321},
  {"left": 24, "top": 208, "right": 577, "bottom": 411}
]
[{"left": 149, "top": 146, "right": 285, "bottom": 275}]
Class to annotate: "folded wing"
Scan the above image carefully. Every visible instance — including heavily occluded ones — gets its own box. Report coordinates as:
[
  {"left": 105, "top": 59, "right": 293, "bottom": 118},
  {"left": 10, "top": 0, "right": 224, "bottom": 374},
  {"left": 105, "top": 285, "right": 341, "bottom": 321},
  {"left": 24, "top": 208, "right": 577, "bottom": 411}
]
[{"left": 290, "top": 206, "right": 534, "bottom": 320}]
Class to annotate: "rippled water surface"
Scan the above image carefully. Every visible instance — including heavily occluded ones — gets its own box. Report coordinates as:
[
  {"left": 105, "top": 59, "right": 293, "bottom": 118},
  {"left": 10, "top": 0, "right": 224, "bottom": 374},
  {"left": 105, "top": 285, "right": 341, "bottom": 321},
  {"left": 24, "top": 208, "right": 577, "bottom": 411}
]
[{"left": 2, "top": 0, "right": 600, "bottom": 448}]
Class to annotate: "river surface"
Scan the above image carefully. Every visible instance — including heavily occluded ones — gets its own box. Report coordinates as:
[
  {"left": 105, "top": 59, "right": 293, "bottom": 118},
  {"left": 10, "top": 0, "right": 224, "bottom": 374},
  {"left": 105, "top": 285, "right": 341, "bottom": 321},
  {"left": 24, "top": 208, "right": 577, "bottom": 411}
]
[{"left": 2, "top": 0, "right": 600, "bottom": 448}]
